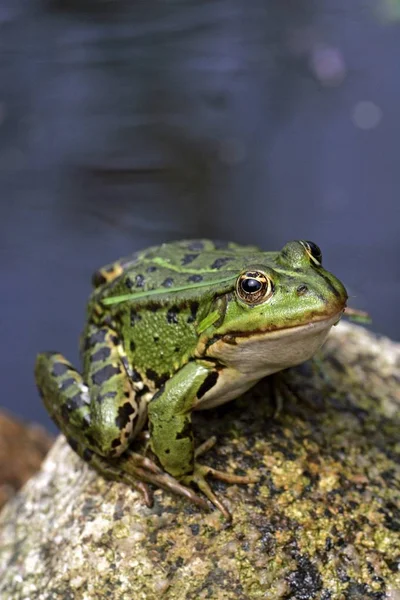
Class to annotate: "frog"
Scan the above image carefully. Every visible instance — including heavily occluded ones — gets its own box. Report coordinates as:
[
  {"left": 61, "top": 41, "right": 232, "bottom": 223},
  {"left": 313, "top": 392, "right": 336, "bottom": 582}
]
[{"left": 35, "top": 239, "right": 347, "bottom": 520}]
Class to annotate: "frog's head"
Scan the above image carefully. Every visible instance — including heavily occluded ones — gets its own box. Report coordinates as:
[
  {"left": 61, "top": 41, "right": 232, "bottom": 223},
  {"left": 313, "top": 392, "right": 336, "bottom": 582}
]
[{"left": 203, "top": 240, "right": 348, "bottom": 377}]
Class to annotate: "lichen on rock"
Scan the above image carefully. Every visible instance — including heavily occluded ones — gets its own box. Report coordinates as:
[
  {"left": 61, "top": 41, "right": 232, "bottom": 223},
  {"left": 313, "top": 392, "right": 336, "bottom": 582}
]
[{"left": 0, "top": 322, "right": 399, "bottom": 599}]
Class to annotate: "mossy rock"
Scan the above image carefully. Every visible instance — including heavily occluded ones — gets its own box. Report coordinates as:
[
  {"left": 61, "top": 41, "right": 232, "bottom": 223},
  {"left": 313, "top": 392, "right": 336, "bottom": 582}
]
[{"left": 0, "top": 322, "right": 399, "bottom": 599}]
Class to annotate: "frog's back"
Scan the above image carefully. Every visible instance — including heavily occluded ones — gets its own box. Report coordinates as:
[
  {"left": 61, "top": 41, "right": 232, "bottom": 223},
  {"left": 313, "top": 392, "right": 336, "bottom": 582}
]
[{"left": 91, "top": 239, "right": 263, "bottom": 302}]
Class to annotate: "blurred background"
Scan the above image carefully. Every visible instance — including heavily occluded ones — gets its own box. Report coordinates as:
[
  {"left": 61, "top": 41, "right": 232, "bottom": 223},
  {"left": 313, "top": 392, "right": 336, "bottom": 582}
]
[{"left": 1, "top": 0, "right": 399, "bottom": 432}]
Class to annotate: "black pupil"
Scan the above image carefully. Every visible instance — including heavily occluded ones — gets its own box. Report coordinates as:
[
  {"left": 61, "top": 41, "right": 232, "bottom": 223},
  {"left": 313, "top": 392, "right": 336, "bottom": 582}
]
[
  {"left": 305, "top": 241, "right": 322, "bottom": 262},
  {"left": 242, "top": 278, "right": 262, "bottom": 294}
]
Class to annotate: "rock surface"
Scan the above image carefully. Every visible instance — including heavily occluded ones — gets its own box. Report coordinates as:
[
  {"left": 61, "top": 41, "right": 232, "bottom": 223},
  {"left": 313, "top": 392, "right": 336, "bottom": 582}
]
[
  {"left": 0, "top": 411, "right": 53, "bottom": 509},
  {"left": 0, "top": 322, "right": 399, "bottom": 599}
]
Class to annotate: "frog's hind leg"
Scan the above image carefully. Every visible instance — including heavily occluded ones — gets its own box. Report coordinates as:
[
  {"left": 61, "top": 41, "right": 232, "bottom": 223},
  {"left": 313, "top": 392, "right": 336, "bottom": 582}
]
[
  {"left": 35, "top": 347, "right": 154, "bottom": 504},
  {"left": 63, "top": 432, "right": 154, "bottom": 507},
  {"left": 36, "top": 323, "right": 149, "bottom": 460},
  {"left": 35, "top": 352, "right": 92, "bottom": 438}
]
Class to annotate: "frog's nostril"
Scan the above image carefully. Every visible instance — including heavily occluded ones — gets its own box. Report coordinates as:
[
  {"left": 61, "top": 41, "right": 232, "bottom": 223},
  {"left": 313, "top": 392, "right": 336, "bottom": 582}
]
[{"left": 296, "top": 284, "right": 308, "bottom": 296}]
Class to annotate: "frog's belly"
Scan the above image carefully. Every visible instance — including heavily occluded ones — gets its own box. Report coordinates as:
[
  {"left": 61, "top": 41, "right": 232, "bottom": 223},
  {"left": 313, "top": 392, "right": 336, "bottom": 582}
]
[{"left": 195, "top": 312, "right": 341, "bottom": 410}]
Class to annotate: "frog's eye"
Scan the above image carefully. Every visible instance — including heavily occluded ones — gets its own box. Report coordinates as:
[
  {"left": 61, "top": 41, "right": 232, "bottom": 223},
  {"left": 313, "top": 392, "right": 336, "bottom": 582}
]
[
  {"left": 236, "top": 270, "right": 273, "bottom": 305},
  {"left": 300, "top": 240, "right": 322, "bottom": 266}
]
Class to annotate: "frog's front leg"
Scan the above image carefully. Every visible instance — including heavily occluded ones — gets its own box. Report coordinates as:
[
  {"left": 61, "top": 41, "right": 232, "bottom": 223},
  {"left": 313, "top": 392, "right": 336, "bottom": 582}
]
[{"left": 148, "top": 361, "right": 257, "bottom": 520}]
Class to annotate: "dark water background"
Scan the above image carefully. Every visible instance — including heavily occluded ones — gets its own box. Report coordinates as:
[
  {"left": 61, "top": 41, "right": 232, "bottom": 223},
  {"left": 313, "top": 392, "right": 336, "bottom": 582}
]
[{"left": 1, "top": 0, "right": 399, "bottom": 432}]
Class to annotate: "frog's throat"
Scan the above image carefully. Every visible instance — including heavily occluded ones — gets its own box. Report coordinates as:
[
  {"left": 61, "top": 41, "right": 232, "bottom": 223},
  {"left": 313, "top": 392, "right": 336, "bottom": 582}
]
[{"left": 201, "top": 310, "right": 344, "bottom": 378}]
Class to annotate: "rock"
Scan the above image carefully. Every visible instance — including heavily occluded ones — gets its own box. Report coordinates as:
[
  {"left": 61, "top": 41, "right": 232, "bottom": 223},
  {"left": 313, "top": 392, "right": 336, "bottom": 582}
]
[
  {"left": 0, "top": 322, "right": 399, "bottom": 599},
  {"left": 0, "top": 411, "right": 53, "bottom": 509}
]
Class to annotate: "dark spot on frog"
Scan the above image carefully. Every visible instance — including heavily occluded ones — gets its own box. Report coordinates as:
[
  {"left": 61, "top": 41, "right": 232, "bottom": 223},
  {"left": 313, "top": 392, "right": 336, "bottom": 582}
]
[
  {"left": 130, "top": 340, "right": 136, "bottom": 353},
  {"left": 181, "top": 253, "right": 198, "bottom": 265},
  {"left": 146, "top": 265, "right": 157, "bottom": 273},
  {"left": 125, "top": 277, "right": 133, "bottom": 289},
  {"left": 110, "top": 335, "right": 119, "bottom": 346},
  {"left": 187, "top": 301, "right": 199, "bottom": 324},
  {"left": 153, "top": 335, "right": 159, "bottom": 343},
  {"left": 92, "top": 272, "right": 107, "bottom": 287},
  {"left": 131, "top": 369, "right": 142, "bottom": 383},
  {"left": 146, "top": 369, "right": 168, "bottom": 388},
  {"left": 187, "top": 241, "right": 204, "bottom": 251},
  {"left": 211, "top": 257, "right": 231, "bottom": 270},
  {"left": 147, "top": 302, "right": 160, "bottom": 312},
  {"left": 61, "top": 393, "right": 89, "bottom": 423},
  {"left": 130, "top": 309, "right": 142, "bottom": 325},
  {"left": 167, "top": 306, "right": 179, "bottom": 324},
  {"left": 51, "top": 362, "right": 69, "bottom": 377},
  {"left": 174, "top": 346, "right": 180, "bottom": 353},
  {"left": 175, "top": 420, "right": 193, "bottom": 441},
  {"left": 67, "top": 393, "right": 89, "bottom": 411},
  {"left": 85, "top": 328, "right": 108, "bottom": 349},
  {"left": 136, "top": 384, "right": 150, "bottom": 397},
  {"left": 204, "top": 334, "right": 222, "bottom": 350},
  {"left": 90, "top": 346, "right": 111, "bottom": 363},
  {"left": 82, "top": 448, "right": 94, "bottom": 462},
  {"left": 92, "top": 364, "right": 121, "bottom": 386},
  {"left": 111, "top": 438, "right": 122, "bottom": 449},
  {"left": 96, "top": 390, "right": 117, "bottom": 404},
  {"left": 59, "top": 377, "right": 76, "bottom": 391},
  {"left": 187, "top": 274, "right": 203, "bottom": 283},
  {"left": 115, "top": 402, "right": 135, "bottom": 429},
  {"left": 197, "top": 371, "right": 219, "bottom": 399},
  {"left": 135, "top": 273, "right": 145, "bottom": 288},
  {"left": 146, "top": 368, "right": 158, "bottom": 383},
  {"left": 164, "top": 448, "right": 170, "bottom": 454},
  {"left": 162, "top": 277, "right": 174, "bottom": 288}
]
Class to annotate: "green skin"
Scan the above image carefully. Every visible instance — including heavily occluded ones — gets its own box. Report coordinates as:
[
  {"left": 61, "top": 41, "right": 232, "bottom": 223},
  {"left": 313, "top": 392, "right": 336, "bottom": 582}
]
[{"left": 35, "top": 239, "right": 348, "bottom": 519}]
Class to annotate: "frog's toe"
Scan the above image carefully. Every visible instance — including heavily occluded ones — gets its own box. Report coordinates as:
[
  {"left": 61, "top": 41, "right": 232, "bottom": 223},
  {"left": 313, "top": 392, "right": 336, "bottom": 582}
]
[
  {"left": 181, "top": 466, "right": 232, "bottom": 521},
  {"left": 181, "top": 463, "right": 259, "bottom": 522},
  {"left": 85, "top": 452, "right": 155, "bottom": 507},
  {"left": 119, "top": 451, "right": 210, "bottom": 512}
]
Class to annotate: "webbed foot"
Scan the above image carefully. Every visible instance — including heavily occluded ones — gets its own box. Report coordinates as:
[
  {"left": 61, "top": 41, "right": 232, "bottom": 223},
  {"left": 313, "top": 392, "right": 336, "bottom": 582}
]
[
  {"left": 181, "top": 436, "right": 259, "bottom": 521},
  {"left": 110, "top": 450, "right": 210, "bottom": 512},
  {"left": 99, "top": 436, "right": 258, "bottom": 521}
]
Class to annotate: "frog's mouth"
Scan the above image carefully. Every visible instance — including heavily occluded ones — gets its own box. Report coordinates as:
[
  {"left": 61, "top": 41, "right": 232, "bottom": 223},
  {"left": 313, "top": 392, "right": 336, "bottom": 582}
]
[
  {"left": 205, "top": 309, "right": 345, "bottom": 377},
  {"left": 223, "top": 308, "right": 346, "bottom": 342}
]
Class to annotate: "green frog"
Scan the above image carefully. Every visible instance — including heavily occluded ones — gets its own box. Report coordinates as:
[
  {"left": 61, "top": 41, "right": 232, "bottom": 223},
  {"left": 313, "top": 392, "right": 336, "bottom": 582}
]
[{"left": 35, "top": 239, "right": 347, "bottom": 519}]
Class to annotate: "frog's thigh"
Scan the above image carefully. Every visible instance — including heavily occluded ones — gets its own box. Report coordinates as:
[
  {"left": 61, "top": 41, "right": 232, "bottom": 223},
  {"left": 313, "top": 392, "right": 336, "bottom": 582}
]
[
  {"left": 82, "top": 323, "right": 145, "bottom": 457},
  {"left": 35, "top": 351, "right": 93, "bottom": 450},
  {"left": 147, "top": 361, "right": 214, "bottom": 479},
  {"left": 36, "top": 325, "right": 142, "bottom": 458}
]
